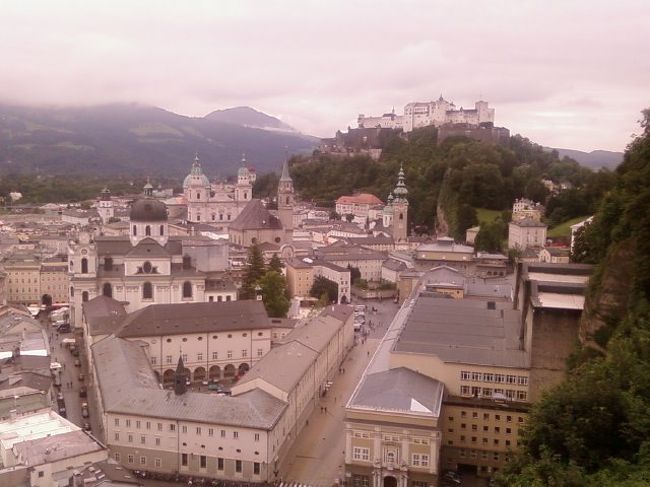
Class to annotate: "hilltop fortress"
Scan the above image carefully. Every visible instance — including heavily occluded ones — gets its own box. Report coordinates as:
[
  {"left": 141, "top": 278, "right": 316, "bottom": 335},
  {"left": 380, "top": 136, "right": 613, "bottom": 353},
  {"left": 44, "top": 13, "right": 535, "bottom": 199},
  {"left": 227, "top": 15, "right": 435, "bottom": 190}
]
[{"left": 358, "top": 95, "right": 495, "bottom": 132}]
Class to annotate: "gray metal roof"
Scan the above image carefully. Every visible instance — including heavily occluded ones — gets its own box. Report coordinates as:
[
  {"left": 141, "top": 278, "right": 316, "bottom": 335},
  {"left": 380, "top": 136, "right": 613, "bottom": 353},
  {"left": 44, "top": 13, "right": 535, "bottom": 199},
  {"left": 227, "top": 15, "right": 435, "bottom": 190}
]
[
  {"left": 229, "top": 199, "right": 283, "bottom": 231},
  {"left": 348, "top": 367, "right": 444, "bottom": 417},
  {"left": 92, "top": 336, "right": 286, "bottom": 429},
  {"left": 115, "top": 300, "right": 271, "bottom": 338},
  {"left": 393, "top": 296, "right": 529, "bottom": 368},
  {"left": 83, "top": 296, "right": 128, "bottom": 337}
]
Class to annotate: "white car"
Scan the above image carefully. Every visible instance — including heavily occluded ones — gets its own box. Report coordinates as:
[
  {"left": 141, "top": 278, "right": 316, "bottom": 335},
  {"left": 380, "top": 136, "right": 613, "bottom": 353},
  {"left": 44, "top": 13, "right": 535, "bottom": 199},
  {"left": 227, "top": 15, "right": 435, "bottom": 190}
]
[{"left": 49, "top": 362, "right": 63, "bottom": 371}]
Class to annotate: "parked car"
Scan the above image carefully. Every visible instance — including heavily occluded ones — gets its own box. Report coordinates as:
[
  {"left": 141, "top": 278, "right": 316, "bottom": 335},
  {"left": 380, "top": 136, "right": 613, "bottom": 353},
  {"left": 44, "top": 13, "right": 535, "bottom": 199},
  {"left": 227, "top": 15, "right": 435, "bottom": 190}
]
[
  {"left": 79, "top": 386, "right": 87, "bottom": 398},
  {"left": 83, "top": 422, "right": 91, "bottom": 431},
  {"left": 57, "top": 323, "right": 71, "bottom": 333},
  {"left": 57, "top": 392, "right": 64, "bottom": 401},
  {"left": 81, "top": 402, "right": 89, "bottom": 418},
  {"left": 49, "top": 362, "right": 63, "bottom": 371},
  {"left": 74, "top": 358, "right": 81, "bottom": 367},
  {"left": 78, "top": 373, "right": 85, "bottom": 382},
  {"left": 59, "top": 406, "right": 67, "bottom": 418},
  {"left": 71, "top": 348, "right": 80, "bottom": 357}
]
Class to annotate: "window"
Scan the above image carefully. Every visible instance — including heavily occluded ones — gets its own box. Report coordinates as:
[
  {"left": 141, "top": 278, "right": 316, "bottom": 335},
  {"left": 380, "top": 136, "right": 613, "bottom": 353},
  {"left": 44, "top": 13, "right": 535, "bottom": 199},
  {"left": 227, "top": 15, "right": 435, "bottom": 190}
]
[
  {"left": 133, "top": 225, "right": 137, "bottom": 236},
  {"left": 166, "top": 355, "right": 172, "bottom": 364},
  {"left": 182, "top": 353, "right": 187, "bottom": 362},
  {"left": 146, "top": 421, "right": 151, "bottom": 430},
  {"left": 38, "top": 471, "right": 44, "bottom": 478},
  {"left": 196, "top": 427, "right": 202, "bottom": 435},
  {"left": 155, "top": 458, "right": 162, "bottom": 468},
  {"left": 140, "top": 456, "right": 146, "bottom": 465},
  {"left": 128, "top": 454, "right": 134, "bottom": 464},
  {"left": 160, "top": 225, "right": 164, "bottom": 236},
  {"left": 461, "top": 370, "right": 471, "bottom": 380},
  {"left": 103, "top": 282, "right": 112, "bottom": 298},
  {"left": 471, "top": 372, "right": 482, "bottom": 381},
  {"left": 221, "top": 430, "right": 226, "bottom": 438},
  {"left": 169, "top": 424, "right": 175, "bottom": 432},
  {"left": 460, "top": 385, "right": 470, "bottom": 395},
  {"left": 182, "top": 425, "right": 187, "bottom": 433},
  {"left": 254, "top": 462, "right": 260, "bottom": 475},
  {"left": 212, "top": 351, "right": 218, "bottom": 360},
  {"left": 155, "top": 437, "right": 161, "bottom": 446},
  {"left": 517, "top": 390, "right": 528, "bottom": 401},
  {"left": 233, "top": 431, "right": 239, "bottom": 439},
  {"left": 158, "top": 423, "right": 163, "bottom": 431},
  {"left": 114, "top": 418, "right": 120, "bottom": 427},
  {"left": 145, "top": 225, "right": 151, "bottom": 236},
  {"left": 518, "top": 376, "right": 528, "bottom": 386},
  {"left": 242, "top": 349, "right": 248, "bottom": 358},
  {"left": 257, "top": 348, "right": 263, "bottom": 357},
  {"left": 227, "top": 350, "right": 233, "bottom": 359},
  {"left": 183, "top": 281, "right": 192, "bottom": 298},
  {"left": 136, "top": 420, "right": 141, "bottom": 428},
  {"left": 254, "top": 433, "right": 260, "bottom": 442},
  {"left": 126, "top": 419, "right": 131, "bottom": 427},
  {"left": 208, "top": 428, "right": 214, "bottom": 437},
  {"left": 81, "top": 258, "right": 88, "bottom": 274},
  {"left": 141, "top": 435, "right": 145, "bottom": 444},
  {"left": 200, "top": 455, "right": 207, "bottom": 469},
  {"left": 217, "top": 458, "right": 224, "bottom": 470},
  {"left": 353, "top": 447, "right": 370, "bottom": 461},
  {"left": 114, "top": 432, "right": 120, "bottom": 441},
  {"left": 235, "top": 460, "right": 242, "bottom": 473},
  {"left": 506, "top": 375, "right": 517, "bottom": 384},
  {"left": 82, "top": 291, "right": 89, "bottom": 302},
  {"left": 181, "top": 453, "right": 188, "bottom": 467},
  {"left": 128, "top": 434, "right": 133, "bottom": 443},
  {"left": 197, "top": 353, "right": 203, "bottom": 361},
  {"left": 142, "top": 281, "right": 153, "bottom": 299}
]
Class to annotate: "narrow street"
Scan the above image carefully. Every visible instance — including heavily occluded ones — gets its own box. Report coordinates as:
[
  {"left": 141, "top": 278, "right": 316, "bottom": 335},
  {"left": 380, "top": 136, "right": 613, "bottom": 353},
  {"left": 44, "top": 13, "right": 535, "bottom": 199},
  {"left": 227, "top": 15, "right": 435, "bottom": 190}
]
[{"left": 279, "top": 299, "right": 400, "bottom": 486}]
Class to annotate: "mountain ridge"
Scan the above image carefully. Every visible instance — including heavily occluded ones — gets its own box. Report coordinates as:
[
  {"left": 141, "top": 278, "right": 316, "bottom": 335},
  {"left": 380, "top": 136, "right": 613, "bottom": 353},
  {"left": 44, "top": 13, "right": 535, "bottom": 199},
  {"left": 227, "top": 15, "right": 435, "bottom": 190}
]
[{"left": 0, "top": 103, "right": 318, "bottom": 177}]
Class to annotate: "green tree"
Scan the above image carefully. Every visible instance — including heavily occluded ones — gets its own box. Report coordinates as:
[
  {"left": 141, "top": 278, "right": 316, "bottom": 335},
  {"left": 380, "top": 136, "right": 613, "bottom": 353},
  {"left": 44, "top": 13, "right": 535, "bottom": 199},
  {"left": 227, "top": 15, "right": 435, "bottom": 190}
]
[
  {"left": 268, "top": 253, "right": 283, "bottom": 273},
  {"left": 309, "top": 276, "right": 338, "bottom": 303},
  {"left": 258, "top": 271, "right": 290, "bottom": 317},
  {"left": 474, "top": 222, "right": 503, "bottom": 252},
  {"left": 345, "top": 213, "right": 354, "bottom": 222},
  {"left": 239, "top": 244, "right": 266, "bottom": 300},
  {"left": 456, "top": 204, "right": 479, "bottom": 238},
  {"left": 348, "top": 265, "right": 361, "bottom": 283}
]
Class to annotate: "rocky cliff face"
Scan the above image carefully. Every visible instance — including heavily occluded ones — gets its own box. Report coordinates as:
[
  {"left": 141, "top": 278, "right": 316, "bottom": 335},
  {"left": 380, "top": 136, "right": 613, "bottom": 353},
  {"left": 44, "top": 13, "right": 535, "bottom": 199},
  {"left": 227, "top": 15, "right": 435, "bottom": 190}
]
[
  {"left": 435, "top": 202, "right": 449, "bottom": 236},
  {"left": 579, "top": 238, "right": 637, "bottom": 346}
]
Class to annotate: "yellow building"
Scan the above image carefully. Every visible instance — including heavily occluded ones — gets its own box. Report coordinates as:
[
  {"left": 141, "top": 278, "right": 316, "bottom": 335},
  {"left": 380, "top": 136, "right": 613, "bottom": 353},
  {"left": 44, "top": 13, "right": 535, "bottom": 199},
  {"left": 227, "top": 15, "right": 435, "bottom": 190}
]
[
  {"left": 4, "top": 259, "right": 41, "bottom": 304},
  {"left": 345, "top": 368, "right": 444, "bottom": 487},
  {"left": 40, "top": 259, "right": 69, "bottom": 305},
  {"left": 285, "top": 259, "right": 314, "bottom": 299}
]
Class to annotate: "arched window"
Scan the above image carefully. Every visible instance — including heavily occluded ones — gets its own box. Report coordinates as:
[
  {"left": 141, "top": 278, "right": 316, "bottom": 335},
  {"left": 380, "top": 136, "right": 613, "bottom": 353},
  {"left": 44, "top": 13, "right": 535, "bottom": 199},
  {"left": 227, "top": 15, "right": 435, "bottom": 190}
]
[
  {"left": 82, "top": 291, "right": 89, "bottom": 302},
  {"left": 196, "top": 192, "right": 201, "bottom": 200},
  {"left": 182, "top": 281, "right": 193, "bottom": 299},
  {"left": 133, "top": 225, "right": 137, "bottom": 236},
  {"left": 104, "top": 256, "right": 113, "bottom": 271},
  {"left": 160, "top": 225, "right": 164, "bottom": 236},
  {"left": 70, "top": 287, "right": 74, "bottom": 297},
  {"left": 69, "top": 260, "right": 74, "bottom": 269},
  {"left": 103, "top": 282, "right": 112, "bottom": 298},
  {"left": 81, "top": 258, "right": 88, "bottom": 274},
  {"left": 143, "top": 282, "right": 153, "bottom": 299},
  {"left": 286, "top": 196, "right": 290, "bottom": 204},
  {"left": 399, "top": 213, "right": 404, "bottom": 220},
  {"left": 145, "top": 225, "right": 151, "bottom": 236}
]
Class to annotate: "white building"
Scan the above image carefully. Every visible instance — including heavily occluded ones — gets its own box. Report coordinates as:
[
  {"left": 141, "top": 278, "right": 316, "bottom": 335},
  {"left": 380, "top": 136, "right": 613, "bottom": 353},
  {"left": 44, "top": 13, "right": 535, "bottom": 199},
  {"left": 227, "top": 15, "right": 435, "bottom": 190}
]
[
  {"left": 508, "top": 219, "right": 548, "bottom": 251},
  {"left": 358, "top": 96, "right": 495, "bottom": 133}
]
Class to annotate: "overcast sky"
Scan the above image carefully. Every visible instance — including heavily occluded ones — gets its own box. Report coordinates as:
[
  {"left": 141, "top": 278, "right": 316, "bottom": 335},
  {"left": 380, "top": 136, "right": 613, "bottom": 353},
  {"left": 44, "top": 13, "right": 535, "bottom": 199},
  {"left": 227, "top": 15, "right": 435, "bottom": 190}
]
[{"left": 1, "top": 0, "right": 648, "bottom": 151}]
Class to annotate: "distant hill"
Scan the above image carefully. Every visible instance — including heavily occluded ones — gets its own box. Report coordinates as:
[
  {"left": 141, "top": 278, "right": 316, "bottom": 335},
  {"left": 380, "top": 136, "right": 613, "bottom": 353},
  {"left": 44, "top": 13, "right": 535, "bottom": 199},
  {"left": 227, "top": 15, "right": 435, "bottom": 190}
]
[
  {"left": 205, "top": 106, "right": 296, "bottom": 133},
  {"left": 0, "top": 103, "right": 318, "bottom": 177},
  {"left": 550, "top": 147, "right": 623, "bottom": 170}
]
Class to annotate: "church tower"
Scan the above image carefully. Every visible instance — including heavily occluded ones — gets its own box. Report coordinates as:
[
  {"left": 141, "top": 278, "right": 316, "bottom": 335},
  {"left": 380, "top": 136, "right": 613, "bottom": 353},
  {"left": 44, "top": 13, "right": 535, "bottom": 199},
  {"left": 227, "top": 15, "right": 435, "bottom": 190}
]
[
  {"left": 235, "top": 154, "right": 253, "bottom": 204},
  {"left": 277, "top": 158, "right": 294, "bottom": 231},
  {"left": 97, "top": 187, "right": 114, "bottom": 224},
  {"left": 183, "top": 154, "right": 211, "bottom": 223},
  {"left": 390, "top": 164, "right": 409, "bottom": 242}
]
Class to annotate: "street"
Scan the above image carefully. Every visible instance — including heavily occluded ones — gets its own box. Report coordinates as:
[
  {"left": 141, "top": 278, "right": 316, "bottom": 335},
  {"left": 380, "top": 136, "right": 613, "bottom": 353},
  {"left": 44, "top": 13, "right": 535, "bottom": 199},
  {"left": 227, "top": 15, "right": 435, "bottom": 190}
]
[{"left": 278, "top": 299, "right": 401, "bottom": 486}]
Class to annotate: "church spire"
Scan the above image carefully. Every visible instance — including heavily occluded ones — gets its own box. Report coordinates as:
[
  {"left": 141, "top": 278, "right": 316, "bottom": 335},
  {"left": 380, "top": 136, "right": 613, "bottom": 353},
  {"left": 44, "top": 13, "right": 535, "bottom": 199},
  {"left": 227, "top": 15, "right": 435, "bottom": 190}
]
[
  {"left": 280, "top": 157, "right": 292, "bottom": 182},
  {"left": 174, "top": 355, "right": 187, "bottom": 395}
]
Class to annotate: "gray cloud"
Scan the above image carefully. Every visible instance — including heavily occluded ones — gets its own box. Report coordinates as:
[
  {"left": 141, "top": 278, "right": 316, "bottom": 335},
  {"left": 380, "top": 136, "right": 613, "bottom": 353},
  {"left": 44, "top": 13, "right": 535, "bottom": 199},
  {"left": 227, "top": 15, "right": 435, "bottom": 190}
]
[{"left": 0, "top": 0, "right": 648, "bottom": 151}]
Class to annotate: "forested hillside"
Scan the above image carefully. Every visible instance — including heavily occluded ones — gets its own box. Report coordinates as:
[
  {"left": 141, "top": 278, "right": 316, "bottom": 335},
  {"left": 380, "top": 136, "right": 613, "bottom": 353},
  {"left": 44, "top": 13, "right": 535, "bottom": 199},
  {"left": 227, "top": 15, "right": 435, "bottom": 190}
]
[
  {"left": 291, "top": 127, "right": 615, "bottom": 239},
  {"left": 497, "top": 109, "right": 650, "bottom": 486}
]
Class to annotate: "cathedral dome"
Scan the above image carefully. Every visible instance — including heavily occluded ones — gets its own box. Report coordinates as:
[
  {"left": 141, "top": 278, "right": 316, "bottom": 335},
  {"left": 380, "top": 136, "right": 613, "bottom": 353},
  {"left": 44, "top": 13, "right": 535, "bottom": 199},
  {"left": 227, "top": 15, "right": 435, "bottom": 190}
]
[
  {"left": 130, "top": 198, "right": 168, "bottom": 222},
  {"left": 238, "top": 166, "right": 250, "bottom": 178},
  {"left": 183, "top": 154, "right": 211, "bottom": 188}
]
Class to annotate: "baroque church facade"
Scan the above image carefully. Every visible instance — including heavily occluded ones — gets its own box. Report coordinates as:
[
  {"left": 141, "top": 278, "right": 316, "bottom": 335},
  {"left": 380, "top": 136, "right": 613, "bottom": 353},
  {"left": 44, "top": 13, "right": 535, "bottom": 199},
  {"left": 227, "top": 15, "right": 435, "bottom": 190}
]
[
  {"left": 68, "top": 190, "right": 236, "bottom": 327},
  {"left": 183, "top": 154, "right": 255, "bottom": 225}
]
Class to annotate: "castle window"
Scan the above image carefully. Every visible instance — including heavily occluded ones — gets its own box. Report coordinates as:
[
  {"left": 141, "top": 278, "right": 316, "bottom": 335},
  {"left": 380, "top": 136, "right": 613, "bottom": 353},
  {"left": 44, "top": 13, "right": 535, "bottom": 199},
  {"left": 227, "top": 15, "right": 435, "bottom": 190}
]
[
  {"left": 82, "top": 291, "right": 89, "bottom": 302},
  {"left": 81, "top": 258, "right": 88, "bottom": 274},
  {"left": 145, "top": 225, "right": 151, "bottom": 236},
  {"left": 143, "top": 282, "right": 153, "bottom": 300},
  {"left": 133, "top": 225, "right": 137, "bottom": 236},
  {"left": 219, "top": 214, "right": 223, "bottom": 221},
  {"left": 70, "top": 287, "right": 74, "bottom": 297},
  {"left": 399, "top": 213, "right": 404, "bottom": 220},
  {"left": 183, "top": 281, "right": 193, "bottom": 299},
  {"left": 212, "top": 214, "right": 216, "bottom": 221},
  {"left": 160, "top": 225, "right": 164, "bottom": 236},
  {"left": 244, "top": 192, "right": 248, "bottom": 199},
  {"left": 103, "top": 283, "right": 112, "bottom": 298},
  {"left": 196, "top": 192, "right": 201, "bottom": 200}
]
